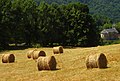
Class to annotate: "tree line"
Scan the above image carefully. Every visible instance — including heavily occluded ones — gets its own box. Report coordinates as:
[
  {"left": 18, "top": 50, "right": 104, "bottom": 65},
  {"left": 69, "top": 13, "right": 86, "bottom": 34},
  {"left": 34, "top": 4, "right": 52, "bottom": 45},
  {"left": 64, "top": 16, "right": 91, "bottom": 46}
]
[{"left": 0, "top": 0, "right": 105, "bottom": 49}]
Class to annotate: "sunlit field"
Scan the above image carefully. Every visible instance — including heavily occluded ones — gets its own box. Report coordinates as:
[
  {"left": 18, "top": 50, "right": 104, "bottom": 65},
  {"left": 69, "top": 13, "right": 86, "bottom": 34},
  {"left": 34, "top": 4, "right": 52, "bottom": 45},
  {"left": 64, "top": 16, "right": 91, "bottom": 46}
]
[{"left": 0, "top": 44, "right": 120, "bottom": 81}]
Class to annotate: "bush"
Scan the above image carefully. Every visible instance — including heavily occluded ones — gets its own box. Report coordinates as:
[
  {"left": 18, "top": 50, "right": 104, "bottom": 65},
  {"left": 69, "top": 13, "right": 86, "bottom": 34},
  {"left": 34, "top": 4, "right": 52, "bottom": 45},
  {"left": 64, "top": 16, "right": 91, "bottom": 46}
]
[{"left": 102, "top": 39, "right": 120, "bottom": 45}]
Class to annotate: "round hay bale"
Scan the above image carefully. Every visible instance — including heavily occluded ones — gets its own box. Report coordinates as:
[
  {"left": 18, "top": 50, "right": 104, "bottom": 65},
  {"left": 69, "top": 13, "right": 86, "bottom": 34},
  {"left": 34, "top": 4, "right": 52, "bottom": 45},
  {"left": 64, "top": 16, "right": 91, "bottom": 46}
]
[
  {"left": 53, "top": 46, "right": 63, "bottom": 54},
  {"left": 27, "top": 49, "right": 37, "bottom": 59},
  {"left": 86, "top": 53, "right": 107, "bottom": 69},
  {"left": 37, "top": 56, "right": 57, "bottom": 71},
  {"left": 33, "top": 50, "right": 46, "bottom": 60},
  {"left": 2, "top": 54, "right": 15, "bottom": 63}
]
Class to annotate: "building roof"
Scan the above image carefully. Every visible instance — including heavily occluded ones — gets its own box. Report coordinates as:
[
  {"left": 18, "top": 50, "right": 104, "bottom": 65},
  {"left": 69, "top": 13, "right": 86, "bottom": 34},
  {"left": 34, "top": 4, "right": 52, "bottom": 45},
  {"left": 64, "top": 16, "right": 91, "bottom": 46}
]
[{"left": 101, "top": 28, "right": 119, "bottom": 34}]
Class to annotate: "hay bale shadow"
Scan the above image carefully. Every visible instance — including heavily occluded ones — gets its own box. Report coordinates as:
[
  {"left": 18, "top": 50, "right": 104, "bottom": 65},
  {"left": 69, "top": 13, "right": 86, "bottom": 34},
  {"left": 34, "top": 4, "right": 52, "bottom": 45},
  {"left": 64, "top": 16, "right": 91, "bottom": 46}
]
[
  {"left": 100, "top": 66, "right": 110, "bottom": 69},
  {"left": 38, "top": 68, "right": 61, "bottom": 71}
]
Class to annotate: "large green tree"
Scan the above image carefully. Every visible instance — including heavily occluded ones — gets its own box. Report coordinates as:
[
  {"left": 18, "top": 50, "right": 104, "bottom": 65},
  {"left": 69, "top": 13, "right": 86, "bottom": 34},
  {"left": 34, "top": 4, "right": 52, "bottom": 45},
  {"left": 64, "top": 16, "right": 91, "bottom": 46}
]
[
  {"left": 0, "top": 0, "right": 11, "bottom": 49},
  {"left": 37, "top": 3, "right": 65, "bottom": 46},
  {"left": 58, "top": 3, "right": 100, "bottom": 46},
  {"left": 9, "top": 0, "right": 38, "bottom": 46}
]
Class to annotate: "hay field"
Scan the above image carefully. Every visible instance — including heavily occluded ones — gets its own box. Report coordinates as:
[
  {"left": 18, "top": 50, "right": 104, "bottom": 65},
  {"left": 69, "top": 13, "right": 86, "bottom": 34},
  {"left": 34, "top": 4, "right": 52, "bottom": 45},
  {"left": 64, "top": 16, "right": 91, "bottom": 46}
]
[{"left": 0, "top": 44, "right": 120, "bottom": 81}]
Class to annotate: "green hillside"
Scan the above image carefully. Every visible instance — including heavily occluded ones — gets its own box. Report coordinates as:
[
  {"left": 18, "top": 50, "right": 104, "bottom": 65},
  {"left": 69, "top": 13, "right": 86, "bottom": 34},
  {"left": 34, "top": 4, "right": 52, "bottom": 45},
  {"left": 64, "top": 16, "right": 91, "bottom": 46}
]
[
  {"left": 88, "top": 0, "right": 120, "bottom": 22},
  {"left": 35, "top": 0, "right": 120, "bottom": 22}
]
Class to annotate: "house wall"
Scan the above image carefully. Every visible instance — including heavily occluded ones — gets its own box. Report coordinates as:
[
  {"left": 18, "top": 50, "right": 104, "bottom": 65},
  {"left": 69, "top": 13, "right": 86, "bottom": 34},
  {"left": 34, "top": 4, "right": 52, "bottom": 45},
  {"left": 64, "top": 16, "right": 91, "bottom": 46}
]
[
  {"left": 101, "top": 33, "right": 109, "bottom": 40},
  {"left": 101, "top": 33, "right": 118, "bottom": 40},
  {"left": 109, "top": 32, "right": 118, "bottom": 40},
  {"left": 118, "top": 34, "right": 120, "bottom": 39}
]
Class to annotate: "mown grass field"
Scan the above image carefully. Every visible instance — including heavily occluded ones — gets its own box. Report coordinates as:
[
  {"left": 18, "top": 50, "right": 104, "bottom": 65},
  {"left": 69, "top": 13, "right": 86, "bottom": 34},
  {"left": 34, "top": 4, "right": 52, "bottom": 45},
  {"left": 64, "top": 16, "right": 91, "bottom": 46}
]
[{"left": 0, "top": 44, "right": 120, "bottom": 81}]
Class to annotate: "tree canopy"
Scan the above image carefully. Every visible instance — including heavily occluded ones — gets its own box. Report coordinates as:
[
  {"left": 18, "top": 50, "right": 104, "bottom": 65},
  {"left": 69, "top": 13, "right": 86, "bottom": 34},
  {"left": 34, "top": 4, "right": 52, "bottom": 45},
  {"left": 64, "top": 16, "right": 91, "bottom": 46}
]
[
  {"left": 35, "top": 0, "right": 120, "bottom": 23},
  {"left": 0, "top": 0, "right": 104, "bottom": 50}
]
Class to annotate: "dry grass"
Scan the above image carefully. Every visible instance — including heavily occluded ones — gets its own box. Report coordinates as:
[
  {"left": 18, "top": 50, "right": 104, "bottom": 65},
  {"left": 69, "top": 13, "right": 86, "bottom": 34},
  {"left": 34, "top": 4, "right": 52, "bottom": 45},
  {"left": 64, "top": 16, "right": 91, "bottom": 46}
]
[{"left": 0, "top": 44, "right": 120, "bottom": 81}]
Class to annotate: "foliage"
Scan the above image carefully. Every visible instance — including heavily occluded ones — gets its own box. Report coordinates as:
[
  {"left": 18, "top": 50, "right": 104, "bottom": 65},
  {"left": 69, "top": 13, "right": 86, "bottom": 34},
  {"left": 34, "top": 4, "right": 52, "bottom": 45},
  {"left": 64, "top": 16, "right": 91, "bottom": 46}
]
[
  {"left": 0, "top": 0, "right": 101, "bottom": 49},
  {"left": 87, "top": 0, "right": 120, "bottom": 23},
  {"left": 102, "top": 40, "right": 120, "bottom": 45},
  {"left": 36, "top": 2, "right": 100, "bottom": 46},
  {"left": 102, "top": 23, "right": 112, "bottom": 29},
  {"left": 35, "top": 0, "right": 120, "bottom": 22},
  {"left": 115, "top": 22, "right": 120, "bottom": 33},
  {"left": 0, "top": 0, "right": 11, "bottom": 48},
  {"left": 101, "top": 22, "right": 120, "bottom": 34}
]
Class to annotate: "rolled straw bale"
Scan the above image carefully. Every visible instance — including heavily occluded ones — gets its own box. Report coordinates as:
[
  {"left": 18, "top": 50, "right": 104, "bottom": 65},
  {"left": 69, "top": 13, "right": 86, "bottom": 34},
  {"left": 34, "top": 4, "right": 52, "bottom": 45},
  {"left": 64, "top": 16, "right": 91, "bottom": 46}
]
[
  {"left": 33, "top": 50, "right": 46, "bottom": 60},
  {"left": 37, "top": 56, "right": 57, "bottom": 71},
  {"left": 27, "top": 49, "right": 37, "bottom": 58},
  {"left": 53, "top": 46, "right": 63, "bottom": 54},
  {"left": 86, "top": 53, "right": 107, "bottom": 69},
  {"left": 2, "top": 54, "right": 15, "bottom": 63}
]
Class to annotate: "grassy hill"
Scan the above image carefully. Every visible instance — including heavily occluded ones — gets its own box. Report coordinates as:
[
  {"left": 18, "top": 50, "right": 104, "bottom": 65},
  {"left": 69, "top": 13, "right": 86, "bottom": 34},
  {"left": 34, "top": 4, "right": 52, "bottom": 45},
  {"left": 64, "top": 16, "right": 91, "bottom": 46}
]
[
  {"left": 35, "top": 0, "right": 120, "bottom": 22},
  {"left": 0, "top": 44, "right": 120, "bottom": 81},
  {"left": 87, "top": 0, "right": 120, "bottom": 22}
]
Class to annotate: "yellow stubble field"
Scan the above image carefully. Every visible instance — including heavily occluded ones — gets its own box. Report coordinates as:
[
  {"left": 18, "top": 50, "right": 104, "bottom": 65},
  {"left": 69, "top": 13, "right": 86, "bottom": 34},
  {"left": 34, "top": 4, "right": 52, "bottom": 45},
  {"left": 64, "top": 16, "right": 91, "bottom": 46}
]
[{"left": 0, "top": 44, "right": 120, "bottom": 81}]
